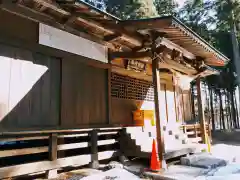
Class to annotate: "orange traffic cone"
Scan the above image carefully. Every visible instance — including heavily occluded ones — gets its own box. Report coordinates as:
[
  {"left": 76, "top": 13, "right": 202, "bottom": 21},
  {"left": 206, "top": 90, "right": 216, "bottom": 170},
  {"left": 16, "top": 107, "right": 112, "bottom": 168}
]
[{"left": 150, "top": 139, "right": 161, "bottom": 171}]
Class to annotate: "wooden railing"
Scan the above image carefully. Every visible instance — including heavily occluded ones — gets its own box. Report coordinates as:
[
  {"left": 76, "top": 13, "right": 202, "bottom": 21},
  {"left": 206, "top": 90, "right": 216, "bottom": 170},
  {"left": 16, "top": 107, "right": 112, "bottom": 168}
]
[
  {"left": 180, "top": 124, "right": 212, "bottom": 144},
  {"left": 0, "top": 127, "right": 122, "bottom": 179}
]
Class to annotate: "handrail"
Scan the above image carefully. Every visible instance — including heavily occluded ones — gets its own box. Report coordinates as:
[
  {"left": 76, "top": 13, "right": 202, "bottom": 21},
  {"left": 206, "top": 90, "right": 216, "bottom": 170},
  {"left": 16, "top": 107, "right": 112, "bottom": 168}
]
[
  {"left": 180, "top": 123, "right": 211, "bottom": 143},
  {"left": 0, "top": 126, "right": 122, "bottom": 136}
]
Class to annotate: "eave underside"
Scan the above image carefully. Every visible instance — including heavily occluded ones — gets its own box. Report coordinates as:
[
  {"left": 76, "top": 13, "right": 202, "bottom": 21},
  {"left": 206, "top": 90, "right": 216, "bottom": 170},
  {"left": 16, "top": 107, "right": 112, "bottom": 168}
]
[{"left": 0, "top": 0, "right": 228, "bottom": 77}]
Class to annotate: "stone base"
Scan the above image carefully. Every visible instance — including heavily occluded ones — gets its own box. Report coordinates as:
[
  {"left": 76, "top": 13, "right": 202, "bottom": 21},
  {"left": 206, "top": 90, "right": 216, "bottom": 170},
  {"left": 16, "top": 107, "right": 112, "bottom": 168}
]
[{"left": 181, "top": 153, "right": 227, "bottom": 169}]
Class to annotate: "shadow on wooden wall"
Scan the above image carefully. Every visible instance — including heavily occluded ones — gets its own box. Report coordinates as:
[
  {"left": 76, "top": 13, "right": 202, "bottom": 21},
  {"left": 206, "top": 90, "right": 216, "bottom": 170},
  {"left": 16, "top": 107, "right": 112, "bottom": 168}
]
[{"left": 0, "top": 43, "right": 61, "bottom": 131}]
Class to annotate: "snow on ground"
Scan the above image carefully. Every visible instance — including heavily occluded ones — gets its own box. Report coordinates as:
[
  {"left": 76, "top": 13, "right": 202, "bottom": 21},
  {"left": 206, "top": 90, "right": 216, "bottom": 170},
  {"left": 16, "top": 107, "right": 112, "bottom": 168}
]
[
  {"left": 211, "top": 141, "right": 240, "bottom": 163},
  {"left": 155, "top": 141, "right": 240, "bottom": 180},
  {"left": 79, "top": 168, "right": 141, "bottom": 180}
]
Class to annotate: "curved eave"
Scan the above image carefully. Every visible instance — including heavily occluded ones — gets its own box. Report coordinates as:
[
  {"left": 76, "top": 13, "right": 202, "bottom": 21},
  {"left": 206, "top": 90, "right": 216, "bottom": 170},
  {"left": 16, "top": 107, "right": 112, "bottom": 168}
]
[
  {"left": 120, "top": 16, "right": 229, "bottom": 67},
  {"left": 171, "top": 17, "right": 229, "bottom": 66}
]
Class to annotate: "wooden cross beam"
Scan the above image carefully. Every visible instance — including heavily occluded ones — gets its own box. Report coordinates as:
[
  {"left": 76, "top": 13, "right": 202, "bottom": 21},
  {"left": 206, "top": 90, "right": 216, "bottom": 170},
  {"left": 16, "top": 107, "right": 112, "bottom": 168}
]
[
  {"left": 109, "top": 45, "right": 166, "bottom": 61},
  {"left": 157, "top": 37, "right": 196, "bottom": 60},
  {"left": 109, "top": 51, "right": 151, "bottom": 61}
]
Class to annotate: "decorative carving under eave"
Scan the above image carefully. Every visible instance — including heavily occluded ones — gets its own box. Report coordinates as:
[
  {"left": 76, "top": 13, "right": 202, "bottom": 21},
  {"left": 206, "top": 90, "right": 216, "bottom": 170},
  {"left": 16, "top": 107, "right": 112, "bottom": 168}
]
[
  {"left": 171, "top": 49, "right": 187, "bottom": 66},
  {"left": 192, "top": 57, "right": 206, "bottom": 72}
]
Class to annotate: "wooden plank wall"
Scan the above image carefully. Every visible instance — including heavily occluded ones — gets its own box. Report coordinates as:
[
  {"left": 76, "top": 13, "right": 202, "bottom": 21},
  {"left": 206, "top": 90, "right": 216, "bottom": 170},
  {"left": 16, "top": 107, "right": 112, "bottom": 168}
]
[
  {"left": 0, "top": 44, "right": 60, "bottom": 130},
  {"left": 111, "top": 98, "right": 138, "bottom": 125},
  {"left": 0, "top": 44, "right": 109, "bottom": 130},
  {"left": 61, "top": 58, "right": 108, "bottom": 127},
  {"left": 0, "top": 10, "right": 38, "bottom": 43}
]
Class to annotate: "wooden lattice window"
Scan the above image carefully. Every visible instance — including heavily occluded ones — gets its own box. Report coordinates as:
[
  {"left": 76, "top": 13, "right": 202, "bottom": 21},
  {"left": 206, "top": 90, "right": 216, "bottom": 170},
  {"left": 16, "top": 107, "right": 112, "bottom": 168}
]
[{"left": 111, "top": 73, "right": 154, "bottom": 101}]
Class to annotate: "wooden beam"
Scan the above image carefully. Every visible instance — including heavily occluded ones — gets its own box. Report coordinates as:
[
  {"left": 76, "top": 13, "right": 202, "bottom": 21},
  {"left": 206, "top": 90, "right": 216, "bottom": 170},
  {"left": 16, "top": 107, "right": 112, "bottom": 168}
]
[
  {"left": 196, "top": 77, "right": 207, "bottom": 144},
  {"left": 75, "top": 16, "right": 114, "bottom": 34},
  {"left": 47, "top": 133, "right": 58, "bottom": 178},
  {"left": 109, "top": 46, "right": 166, "bottom": 61},
  {"left": 32, "top": 0, "right": 70, "bottom": 16},
  {"left": 120, "top": 18, "right": 171, "bottom": 31},
  {"left": 107, "top": 68, "right": 112, "bottom": 124},
  {"left": 74, "top": 16, "right": 143, "bottom": 47},
  {"left": 49, "top": 134, "right": 58, "bottom": 161},
  {"left": 0, "top": 147, "right": 48, "bottom": 158},
  {"left": 104, "top": 33, "right": 121, "bottom": 42},
  {"left": 0, "top": 2, "right": 115, "bottom": 51},
  {"left": 157, "top": 37, "right": 196, "bottom": 60},
  {"left": 0, "top": 127, "right": 122, "bottom": 136},
  {"left": 29, "top": 0, "right": 143, "bottom": 47},
  {"left": 0, "top": 151, "right": 117, "bottom": 179},
  {"left": 159, "top": 59, "right": 197, "bottom": 75},
  {"left": 0, "top": 136, "right": 48, "bottom": 142},
  {"left": 109, "top": 51, "right": 151, "bottom": 61},
  {"left": 58, "top": 142, "right": 89, "bottom": 151},
  {"left": 90, "top": 129, "right": 99, "bottom": 169},
  {"left": 97, "top": 139, "right": 117, "bottom": 146},
  {"left": 152, "top": 39, "right": 165, "bottom": 169}
]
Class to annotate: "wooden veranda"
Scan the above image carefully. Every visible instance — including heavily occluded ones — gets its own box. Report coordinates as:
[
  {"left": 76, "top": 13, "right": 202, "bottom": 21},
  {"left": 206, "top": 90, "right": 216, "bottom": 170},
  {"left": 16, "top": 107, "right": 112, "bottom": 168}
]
[{"left": 0, "top": 0, "right": 229, "bottom": 178}]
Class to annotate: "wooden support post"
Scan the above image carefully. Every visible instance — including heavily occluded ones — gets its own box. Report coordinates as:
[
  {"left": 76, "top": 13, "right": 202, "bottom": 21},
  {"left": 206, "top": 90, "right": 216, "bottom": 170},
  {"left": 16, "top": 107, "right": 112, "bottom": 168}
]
[
  {"left": 46, "top": 133, "right": 58, "bottom": 179},
  {"left": 119, "top": 128, "right": 129, "bottom": 165},
  {"left": 90, "top": 129, "right": 99, "bottom": 169},
  {"left": 196, "top": 77, "right": 207, "bottom": 144},
  {"left": 194, "top": 125, "right": 198, "bottom": 138},
  {"left": 152, "top": 45, "right": 166, "bottom": 168},
  {"left": 107, "top": 68, "right": 112, "bottom": 124}
]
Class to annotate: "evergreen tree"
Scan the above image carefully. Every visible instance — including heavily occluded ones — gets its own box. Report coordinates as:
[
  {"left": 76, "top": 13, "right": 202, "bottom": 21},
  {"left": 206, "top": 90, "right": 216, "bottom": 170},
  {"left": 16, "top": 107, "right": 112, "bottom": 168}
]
[
  {"left": 154, "top": 0, "right": 178, "bottom": 16},
  {"left": 103, "top": 0, "right": 158, "bottom": 20},
  {"left": 180, "top": 0, "right": 240, "bottom": 130}
]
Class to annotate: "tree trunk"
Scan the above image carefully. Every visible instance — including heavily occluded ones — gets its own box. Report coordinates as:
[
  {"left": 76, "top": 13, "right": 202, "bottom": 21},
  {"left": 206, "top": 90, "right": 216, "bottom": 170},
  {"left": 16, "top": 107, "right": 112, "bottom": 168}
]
[
  {"left": 219, "top": 90, "right": 225, "bottom": 130},
  {"left": 204, "top": 83, "right": 211, "bottom": 125},
  {"left": 234, "top": 90, "right": 240, "bottom": 128},
  {"left": 225, "top": 90, "right": 230, "bottom": 129},
  {"left": 209, "top": 86, "right": 215, "bottom": 130},
  {"left": 229, "top": 3, "right": 240, "bottom": 120},
  {"left": 228, "top": 91, "right": 233, "bottom": 129},
  {"left": 215, "top": 91, "right": 220, "bottom": 129},
  {"left": 230, "top": 89, "right": 237, "bottom": 128}
]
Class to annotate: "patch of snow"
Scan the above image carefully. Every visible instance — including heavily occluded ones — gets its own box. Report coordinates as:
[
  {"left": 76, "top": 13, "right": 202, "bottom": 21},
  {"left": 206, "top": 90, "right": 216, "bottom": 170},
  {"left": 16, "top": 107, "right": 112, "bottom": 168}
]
[{"left": 80, "top": 168, "right": 141, "bottom": 180}]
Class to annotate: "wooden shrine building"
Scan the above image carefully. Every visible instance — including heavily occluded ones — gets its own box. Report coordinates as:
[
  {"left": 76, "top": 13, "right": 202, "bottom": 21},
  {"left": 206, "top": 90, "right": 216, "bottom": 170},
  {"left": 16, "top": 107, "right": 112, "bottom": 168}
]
[{"left": 0, "top": 0, "right": 229, "bottom": 178}]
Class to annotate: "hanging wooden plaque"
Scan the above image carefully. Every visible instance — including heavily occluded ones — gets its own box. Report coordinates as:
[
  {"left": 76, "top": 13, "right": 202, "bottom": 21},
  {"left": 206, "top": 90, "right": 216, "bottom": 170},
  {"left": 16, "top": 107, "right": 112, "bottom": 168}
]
[{"left": 126, "top": 59, "right": 146, "bottom": 73}]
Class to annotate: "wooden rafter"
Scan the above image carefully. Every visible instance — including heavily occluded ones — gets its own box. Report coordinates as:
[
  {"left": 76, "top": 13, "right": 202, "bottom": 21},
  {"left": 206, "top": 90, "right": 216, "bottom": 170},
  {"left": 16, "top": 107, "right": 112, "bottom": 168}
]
[
  {"left": 26, "top": 0, "right": 144, "bottom": 47},
  {"left": 32, "top": 0, "right": 70, "bottom": 16},
  {"left": 0, "top": 1, "right": 117, "bottom": 51},
  {"left": 1, "top": 0, "right": 228, "bottom": 67}
]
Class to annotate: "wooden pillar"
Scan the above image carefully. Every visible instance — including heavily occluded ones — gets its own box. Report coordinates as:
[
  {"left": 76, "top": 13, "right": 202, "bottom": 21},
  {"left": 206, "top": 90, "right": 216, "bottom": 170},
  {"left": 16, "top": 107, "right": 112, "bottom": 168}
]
[
  {"left": 196, "top": 77, "right": 207, "bottom": 144},
  {"left": 119, "top": 128, "right": 129, "bottom": 164},
  {"left": 90, "top": 129, "right": 99, "bottom": 169},
  {"left": 107, "top": 68, "right": 112, "bottom": 124},
  {"left": 152, "top": 57, "right": 165, "bottom": 168},
  {"left": 46, "top": 133, "right": 58, "bottom": 178}
]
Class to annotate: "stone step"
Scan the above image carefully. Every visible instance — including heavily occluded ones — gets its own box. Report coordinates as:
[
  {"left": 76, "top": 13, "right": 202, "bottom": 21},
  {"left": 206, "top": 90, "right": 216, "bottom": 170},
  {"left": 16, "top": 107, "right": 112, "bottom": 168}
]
[
  {"left": 124, "top": 125, "right": 196, "bottom": 156},
  {"left": 175, "top": 134, "right": 188, "bottom": 140}
]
